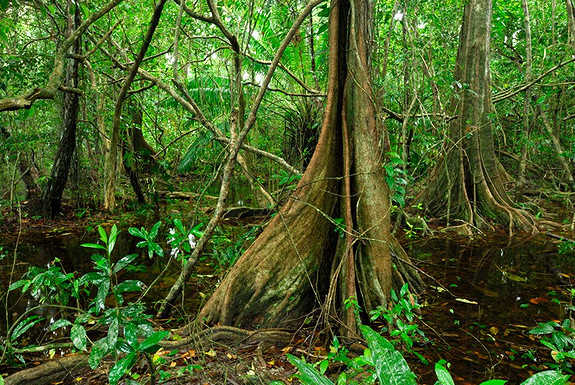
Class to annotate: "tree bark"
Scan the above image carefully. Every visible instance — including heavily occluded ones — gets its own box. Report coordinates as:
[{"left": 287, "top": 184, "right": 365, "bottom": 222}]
[
  {"left": 417, "top": 0, "right": 536, "bottom": 233},
  {"left": 515, "top": 0, "right": 534, "bottom": 201},
  {"left": 40, "top": 3, "right": 81, "bottom": 218},
  {"left": 197, "top": 0, "right": 421, "bottom": 332}
]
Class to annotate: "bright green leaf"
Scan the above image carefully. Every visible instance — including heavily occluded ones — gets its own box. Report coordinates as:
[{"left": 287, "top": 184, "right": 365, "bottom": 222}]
[
  {"left": 71, "top": 324, "right": 87, "bottom": 351},
  {"left": 520, "top": 370, "right": 570, "bottom": 385}
]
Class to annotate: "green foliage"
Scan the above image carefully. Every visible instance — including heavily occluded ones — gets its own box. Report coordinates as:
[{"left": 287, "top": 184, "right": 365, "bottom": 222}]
[
  {"left": 289, "top": 325, "right": 570, "bottom": 385},
  {"left": 8, "top": 260, "right": 77, "bottom": 305},
  {"left": 288, "top": 325, "right": 416, "bottom": 385},
  {"left": 167, "top": 218, "right": 203, "bottom": 261},
  {"left": 369, "top": 283, "right": 428, "bottom": 363},
  {"left": 210, "top": 225, "right": 258, "bottom": 269},
  {"left": 129, "top": 220, "right": 164, "bottom": 258},
  {"left": 7, "top": 224, "right": 168, "bottom": 385},
  {"left": 177, "top": 130, "right": 215, "bottom": 174},
  {"left": 384, "top": 152, "right": 409, "bottom": 208},
  {"left": 558, "top": 240, "right": 575, "bottom": 256},
  {"left": 529, "top": 319, "right": 575, "bottom": 373}
]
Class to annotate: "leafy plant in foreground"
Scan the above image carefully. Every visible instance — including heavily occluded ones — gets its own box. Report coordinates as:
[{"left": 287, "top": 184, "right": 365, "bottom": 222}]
[
  {"left": 287, "top": 325, "right": 570, "bottom": 385},
  {"left": 369, "top": 283, "right": 428, "bottom": 363},
  {"left": 529, "top": 319, "right": 575, "bottom": 374},
  {"left": 7, "top": 224, "right": 168, "bottom": 385}
]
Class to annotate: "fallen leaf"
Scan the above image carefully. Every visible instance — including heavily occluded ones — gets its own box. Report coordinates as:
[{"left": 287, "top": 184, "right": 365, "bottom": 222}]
[
  {"left": 455, "top": 298, "right": 479, "bottom": 305},
  {"left": 530, "top": 297, "right": 549, "bottom": 304},
  {"left": 182, "top": 350, "right": 196, "bottom": 358},
  {"left": 490, "top": 326, "right": 499, "bottom": 335}
]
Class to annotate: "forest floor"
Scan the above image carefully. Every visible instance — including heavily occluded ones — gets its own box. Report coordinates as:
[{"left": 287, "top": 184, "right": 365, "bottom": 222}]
[{"left": 1, "top": 194, "right": 575, "bottom": 384}]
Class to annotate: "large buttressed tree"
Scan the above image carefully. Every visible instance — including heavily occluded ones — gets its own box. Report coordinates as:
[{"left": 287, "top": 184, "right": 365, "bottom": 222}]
[
  {"left": 198, "top": 0, "right": 422, "bottom": 334},
  {"left": 418, "top": 0, "right": 536, "bottom": 233}
]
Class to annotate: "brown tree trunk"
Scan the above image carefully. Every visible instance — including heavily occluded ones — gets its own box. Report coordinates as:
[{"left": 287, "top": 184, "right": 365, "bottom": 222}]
[
  {"left": 198, "top": 0, "right": 422, "bottom": 332},
  {"left": 417, "top": 0, "right": 535, "bottom": 233}
]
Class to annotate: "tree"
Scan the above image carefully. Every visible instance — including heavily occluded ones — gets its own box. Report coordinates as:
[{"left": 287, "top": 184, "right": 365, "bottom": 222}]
[
  {"left": 40, "top": 2, "right": 81, "bottom": 218},
  {"left": 417, "top": 0, "right": 536, "bottom": 233},
  {"left": 196, "top": 0, "right": 422, "bottom": 335}
]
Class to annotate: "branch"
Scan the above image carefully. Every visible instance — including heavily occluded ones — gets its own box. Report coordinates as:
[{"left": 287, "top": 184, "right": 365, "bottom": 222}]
[
  {"left": 493, "top": 57, "right": 575, "bottom": 103},
  {"left": 245, "top": 53, "right": 323, "bottom": 95},
  {"left": 244, "top": 81, "right": 325, "bottom": 98},
  {"left": 0, "top": 0, "right": 125, "bottom": 112}
]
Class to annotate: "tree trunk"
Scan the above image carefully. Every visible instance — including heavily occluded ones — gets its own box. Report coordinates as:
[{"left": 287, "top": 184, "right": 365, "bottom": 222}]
[
  {"left": 0, "top": 126, "right": 40, "bottom": 201},
  {"left": 515, "top": 0, "right": 534, "bottom": 202},
  {"left": 40, "top": 3, "right": 81, "bottom": 218},
  {"left": 198, "top": 0, "right": 422, "bottom": 333},
  {"left": 417, "top": 0, "right": 535, "bottom": 233},
  {"left": 104, "top": 0, "right": 167, "bottom": 211}
]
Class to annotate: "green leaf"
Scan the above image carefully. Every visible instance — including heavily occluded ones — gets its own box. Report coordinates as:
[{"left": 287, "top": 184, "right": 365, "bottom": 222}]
[
  {"left": 116, "top": 280, "right": 144, "bottom": 294},
  {"left": 479, "top": 380, "right": 507, "bottom": 385},
  {"left": 89, "top": 338, "right": 109, "bottom": 369},
  {"left": 97, "top": 226, "right": 108, "bottom": 244},
  {"left": 50, "top": 319, "right": 72, "bottom": 331},
  {"left": 109, "top": 351, "right": 137, "bottom": 385},
  {"left": 360, "top": 325, "right": 417, "bottom": 385},
  {"left": 71, "top": 324, "right": 87, "bottom": 351},
  {"left": 530, "top": 322, "right": 556, "bottom": 335},
  {"left": 520, "top": 370, "right": 570, "bottom": 385},
  {"left": 94, "top": 279, "right": 110, "bottom": 311},
  {"left": 149, "top": 221, "right": 162, "bottom": 239},
  {"left": 435, "top": 362, "right": 455, "bottom": 385},
  {"left": 11, "top": 315, "right": 44, "bottom": 341},
  {"left": 125, "top": 324, "right": 138, "bottom": 346},
  {"left": 108, "top": 225, "right": 119, "bottom": 255},
  {"left": 8, "top": 280, "right": 28, "bottom": 292},
  {"left": 287, "top": 355, "right": 335, "bottom": 385},
  {"left": 128, "top": 227, "right": 146, "bottom": 239},
  {"left": 107, "top": 318, "right": 119, "bottom": 349},
  {"left": 80, "top": 243, "right": 107, "bottom": 251},
  {"left": 113, "top": 254, "right": 139, "bottom": 274},
  {"left": 139, "top": 331, "right": 169, "bottom": 353}
]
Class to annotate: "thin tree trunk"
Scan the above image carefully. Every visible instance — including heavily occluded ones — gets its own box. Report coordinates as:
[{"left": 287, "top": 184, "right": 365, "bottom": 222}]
[
  {"left": 40, "top": 3, "right": 81, "bottom": 218},
  {"left": 104, "top": 0, "right": 167, "bottom": 211},
  {"left": 515, "top": 0, "right": 533, "bottom": 201}
]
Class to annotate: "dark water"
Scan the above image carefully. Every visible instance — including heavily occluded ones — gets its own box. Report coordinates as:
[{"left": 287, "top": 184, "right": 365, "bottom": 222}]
[{"left": 404, "top": 232, "right": 575, "bottom": 383}]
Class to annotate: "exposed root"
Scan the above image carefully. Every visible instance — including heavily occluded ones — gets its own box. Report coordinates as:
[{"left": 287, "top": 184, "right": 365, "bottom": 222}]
[
  {"left": 161, "top": 325, "right": 295, "bottom": 350},
  {"left": 4, "top": 354, "right": 89, "bottom": 385}
]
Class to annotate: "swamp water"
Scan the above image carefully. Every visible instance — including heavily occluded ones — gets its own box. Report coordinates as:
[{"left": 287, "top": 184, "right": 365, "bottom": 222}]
[
  {"left": 405, "top": 232, "right": 575, "bottom": 383},
  {"left": 1, "top": 227, "right": 574, "bottom": 383}
]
